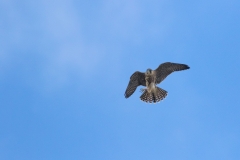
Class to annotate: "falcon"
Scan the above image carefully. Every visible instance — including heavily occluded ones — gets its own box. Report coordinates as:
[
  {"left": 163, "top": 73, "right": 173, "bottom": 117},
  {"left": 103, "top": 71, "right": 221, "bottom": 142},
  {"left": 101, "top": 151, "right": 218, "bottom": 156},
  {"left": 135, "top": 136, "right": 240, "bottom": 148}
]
[{"left": 124, "top": 62, "right": 190, "bottom": 103}]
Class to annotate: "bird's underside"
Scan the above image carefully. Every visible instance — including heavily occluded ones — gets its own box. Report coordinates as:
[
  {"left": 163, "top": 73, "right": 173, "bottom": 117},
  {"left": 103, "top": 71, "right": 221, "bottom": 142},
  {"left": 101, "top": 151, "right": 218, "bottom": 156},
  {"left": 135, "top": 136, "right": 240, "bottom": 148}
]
[{"left": 124, "top": 62, "right": 190, "bottom": 103}]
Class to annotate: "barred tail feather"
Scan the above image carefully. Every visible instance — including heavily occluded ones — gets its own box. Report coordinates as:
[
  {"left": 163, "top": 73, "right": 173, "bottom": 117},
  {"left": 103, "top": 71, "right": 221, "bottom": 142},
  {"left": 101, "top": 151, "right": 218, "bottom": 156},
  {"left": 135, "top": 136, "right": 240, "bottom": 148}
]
[{"left": 140, "top": 87, "right": 168, "bottom": 103}]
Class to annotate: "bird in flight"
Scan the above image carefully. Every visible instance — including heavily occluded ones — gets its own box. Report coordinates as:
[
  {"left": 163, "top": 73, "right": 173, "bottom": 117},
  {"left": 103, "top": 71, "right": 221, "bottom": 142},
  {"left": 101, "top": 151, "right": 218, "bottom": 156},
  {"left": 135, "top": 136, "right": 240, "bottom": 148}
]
[{"left": 124, "top": 62, "right": 190, "bottom": 103}]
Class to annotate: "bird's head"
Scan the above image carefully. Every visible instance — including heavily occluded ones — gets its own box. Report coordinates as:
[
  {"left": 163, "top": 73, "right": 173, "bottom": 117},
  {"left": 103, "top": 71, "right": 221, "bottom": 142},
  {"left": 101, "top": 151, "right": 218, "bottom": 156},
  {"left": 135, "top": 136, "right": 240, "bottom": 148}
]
[{"left": 146, "top": 69, "right": 152, "bottom": 74}]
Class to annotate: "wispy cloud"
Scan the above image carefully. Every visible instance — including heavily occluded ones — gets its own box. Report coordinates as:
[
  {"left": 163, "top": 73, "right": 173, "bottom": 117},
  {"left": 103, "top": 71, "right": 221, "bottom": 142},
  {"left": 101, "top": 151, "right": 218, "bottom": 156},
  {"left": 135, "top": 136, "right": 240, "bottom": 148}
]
[
  {"left": 35, "top": 0, "right": 106, "bottom": 88},
  {"left": 0, "top": 0, "right": 172, "bottom": 90},
  {"left": 0, "top": 0, "right": 105, "bottom": 88}
]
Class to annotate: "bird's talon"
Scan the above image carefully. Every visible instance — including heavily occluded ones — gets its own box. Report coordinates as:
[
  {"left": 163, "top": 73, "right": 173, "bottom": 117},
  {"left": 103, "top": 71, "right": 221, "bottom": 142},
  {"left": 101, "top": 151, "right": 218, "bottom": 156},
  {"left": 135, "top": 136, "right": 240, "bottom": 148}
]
[{"left": 140, "top": 88, "right": 146, "bottom": 93}]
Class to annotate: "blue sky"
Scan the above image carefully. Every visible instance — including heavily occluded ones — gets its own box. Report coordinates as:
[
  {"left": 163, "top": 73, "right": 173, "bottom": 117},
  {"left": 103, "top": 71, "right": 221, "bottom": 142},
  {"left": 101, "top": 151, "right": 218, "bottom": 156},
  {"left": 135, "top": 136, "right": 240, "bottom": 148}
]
[{"left": 1, "top": 0, "right": 240, "bottom": 159}]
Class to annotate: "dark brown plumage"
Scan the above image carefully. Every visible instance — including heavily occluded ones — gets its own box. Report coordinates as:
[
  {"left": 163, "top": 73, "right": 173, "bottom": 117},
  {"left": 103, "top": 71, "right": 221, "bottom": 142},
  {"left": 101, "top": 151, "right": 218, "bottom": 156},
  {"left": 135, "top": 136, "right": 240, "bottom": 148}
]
[{"left": 124, "top": 62, "right": 190, "bottom": 103}]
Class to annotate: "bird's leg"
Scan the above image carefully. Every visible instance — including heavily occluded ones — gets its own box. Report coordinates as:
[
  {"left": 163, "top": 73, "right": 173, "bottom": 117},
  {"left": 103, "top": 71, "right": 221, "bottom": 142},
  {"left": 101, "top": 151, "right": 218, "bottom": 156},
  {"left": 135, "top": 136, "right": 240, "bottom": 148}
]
[{"left": 140, "top": 88, "right": 146, "bottom": 93}]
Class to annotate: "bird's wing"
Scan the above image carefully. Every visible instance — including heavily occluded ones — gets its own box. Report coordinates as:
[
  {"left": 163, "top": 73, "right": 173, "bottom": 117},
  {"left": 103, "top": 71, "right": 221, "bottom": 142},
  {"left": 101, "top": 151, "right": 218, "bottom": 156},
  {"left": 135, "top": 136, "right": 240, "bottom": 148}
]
[
  {"left": 124, "top": 71, "right": 146, "bottom": 98},
  {"left": 155, "top": 62, "right": 190, "bottom": 84}
]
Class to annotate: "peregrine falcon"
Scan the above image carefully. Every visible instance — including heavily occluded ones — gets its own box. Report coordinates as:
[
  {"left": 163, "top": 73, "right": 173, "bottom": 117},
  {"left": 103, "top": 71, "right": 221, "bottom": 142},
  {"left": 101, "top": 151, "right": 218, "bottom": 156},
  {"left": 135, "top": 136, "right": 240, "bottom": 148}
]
[{"left": 124, "top": 62, "right": 190, "bottom": 103}]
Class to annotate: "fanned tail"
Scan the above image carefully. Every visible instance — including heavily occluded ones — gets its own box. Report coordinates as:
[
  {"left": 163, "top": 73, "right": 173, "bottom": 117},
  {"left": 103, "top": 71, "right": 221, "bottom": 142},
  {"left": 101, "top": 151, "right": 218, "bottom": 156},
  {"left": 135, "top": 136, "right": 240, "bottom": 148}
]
[{"left": 140, "top": 87, "right": 168, "bottom": 103}]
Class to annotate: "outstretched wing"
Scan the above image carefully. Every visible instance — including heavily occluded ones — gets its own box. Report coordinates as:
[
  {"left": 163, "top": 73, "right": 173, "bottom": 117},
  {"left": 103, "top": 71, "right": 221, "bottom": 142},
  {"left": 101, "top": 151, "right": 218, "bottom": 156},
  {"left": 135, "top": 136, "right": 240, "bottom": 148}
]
[
  {"left": 124, "top": 71, "right": 146, "bottom": 98},
  {"left": 155, "top": 62, "right": 190, "bottom": 84}
]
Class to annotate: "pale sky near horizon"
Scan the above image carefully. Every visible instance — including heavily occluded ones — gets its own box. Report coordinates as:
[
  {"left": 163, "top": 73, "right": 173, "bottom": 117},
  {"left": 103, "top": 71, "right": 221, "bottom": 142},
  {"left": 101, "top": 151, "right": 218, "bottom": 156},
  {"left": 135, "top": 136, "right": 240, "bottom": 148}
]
[{"left": 1, "top": 0, "right": 240, "bottom": 160}]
